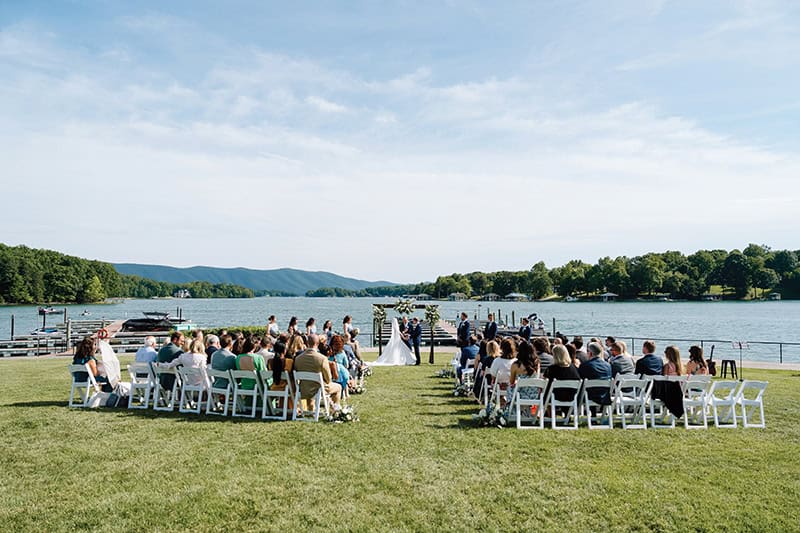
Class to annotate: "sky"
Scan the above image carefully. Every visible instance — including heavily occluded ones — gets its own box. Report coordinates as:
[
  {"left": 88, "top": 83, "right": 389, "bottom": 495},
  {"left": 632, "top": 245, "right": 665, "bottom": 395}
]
[{"left": 1, "top": 1, "right": 799, "bottom": 283}]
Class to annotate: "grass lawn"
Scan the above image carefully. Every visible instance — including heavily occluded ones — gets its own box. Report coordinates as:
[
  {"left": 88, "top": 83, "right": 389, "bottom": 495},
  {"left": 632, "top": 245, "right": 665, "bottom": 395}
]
[{"left": 1, "top": 353, "right": 799, "bottom": 532}]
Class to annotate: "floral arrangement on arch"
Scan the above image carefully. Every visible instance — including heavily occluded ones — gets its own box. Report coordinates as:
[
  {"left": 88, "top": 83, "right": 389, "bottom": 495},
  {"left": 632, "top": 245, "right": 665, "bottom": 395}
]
[
  {"left": 372, "top": 305, "right": 387, "bottom": 324},
  {"left": 325, "top": 405, "right": 359, "bottom": 423},
  {"left": 394, "top": 299, "right": 414, "bottom": 316}
]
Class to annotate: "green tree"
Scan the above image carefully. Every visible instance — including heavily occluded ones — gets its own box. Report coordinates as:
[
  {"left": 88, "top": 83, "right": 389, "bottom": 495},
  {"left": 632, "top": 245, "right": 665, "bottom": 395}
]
[
  {"left": 528, "top": 262, "right": 552, "bottom": 299},
  {"left": 720, "top": 250, "right": 751, "bottom": 298},
  {"left": 79, "top": 275, "right": 106, "bottom": 303}
]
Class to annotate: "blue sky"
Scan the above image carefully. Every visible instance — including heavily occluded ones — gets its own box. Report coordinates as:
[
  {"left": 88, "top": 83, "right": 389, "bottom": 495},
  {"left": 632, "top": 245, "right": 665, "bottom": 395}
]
[{"left": 1, "top": 1, "right": 798, "bottom": 282}]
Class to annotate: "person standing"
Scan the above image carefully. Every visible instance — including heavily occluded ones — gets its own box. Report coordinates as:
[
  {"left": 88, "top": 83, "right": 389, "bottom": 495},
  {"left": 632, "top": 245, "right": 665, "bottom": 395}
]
[
  {"left": 399, "top": 316, "right": 411, "bottom": 349},
  {"left": 457, "top": 312, "right": 470, "bottom": 348},
  {"left": 483, "top": 313, "right": 498, "bottom": 341},
  {"left": 409, "top": 317, "right": 423, "bottom": 365},
  {"left": 267, "top": 315, "right": 279, "bottom": 338},
  {"left": 518, "top": 317, "right": 532, "bottom": 342}
]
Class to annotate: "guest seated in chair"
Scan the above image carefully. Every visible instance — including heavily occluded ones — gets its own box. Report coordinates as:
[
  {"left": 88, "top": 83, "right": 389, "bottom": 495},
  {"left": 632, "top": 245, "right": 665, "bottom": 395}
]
[
  {"left": 579, "top": 342, "right": 613, "bottom": 405},
  {"left": 328, "top": 335, "right": 352, "bottom": 393},
  {"left": 662, "top": 345, "right": 683, "bottom": 376},
  {"left": 544, "top": 345, "right": 580, "bottom": 396},
  {"left": 608, "top": 341, "right": 635, "bottom": 377},
  {"left": 211, "top": 334, "right": 237, "bottom": 389},
  {"left": 294, "top": 334, "right": 342, "bottom": 408},
  {"left": 235, "top": 336, "right": 266, "bottom": 390},
  {"left": 488, "top": 339, "right": 517, "bottom": 406},
  {"left": 505, "top": 341, "right": 540, "bottom": 414},
  {"left": 685, "top": 345, "right": 708, "bottom": 376},
  {"left": 72, "top": 336, "right": 112, "bottom": 392},
  {"left": 161, "top": 339, "right": 208, "bottom": 387},
  {"left": 533, "top": 337, "right": 555, "bottom": 374},
  {"left": 635, "top": 340, "right": 663, "bottom": 376},
  {"left": 458, "top": 335, "right": 479, "bottom": 382}
]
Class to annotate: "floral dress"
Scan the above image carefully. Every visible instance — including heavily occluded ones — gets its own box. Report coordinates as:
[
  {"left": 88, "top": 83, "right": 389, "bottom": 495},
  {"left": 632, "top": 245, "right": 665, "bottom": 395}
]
[{"left": 504, "top": 371, "right": 540, "bottom": 417}]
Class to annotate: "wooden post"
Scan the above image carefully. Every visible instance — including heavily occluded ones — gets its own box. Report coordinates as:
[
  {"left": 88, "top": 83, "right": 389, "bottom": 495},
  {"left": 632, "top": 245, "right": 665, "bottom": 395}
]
[
  {"left": 10, "top": 314, "right": 14, "bottom": 339},
  {"left": 552, "top": 318, "right": 556, "bottom": 336},
  {"left": 429, "top": 326, "right": 435, "bottom": 364},
  {"left": 378, "top": 320, "right": 383, "bottom": 356},
  {"left": 512, "top": 311, "right": 515, "bottom": 327}
]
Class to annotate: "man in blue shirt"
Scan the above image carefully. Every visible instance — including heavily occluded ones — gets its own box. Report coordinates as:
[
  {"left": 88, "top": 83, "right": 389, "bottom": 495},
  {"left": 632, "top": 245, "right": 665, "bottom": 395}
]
[
  {"left": 459, "top": 335, "right": 479, "bottom": 382},
  {"left": 579, "top": 342, "right": 613, "bottom": 405}
]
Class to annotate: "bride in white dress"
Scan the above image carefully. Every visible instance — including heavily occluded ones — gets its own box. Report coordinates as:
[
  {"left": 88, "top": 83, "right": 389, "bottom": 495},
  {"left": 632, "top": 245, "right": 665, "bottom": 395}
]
[{"left": 373, "top": 317, "right": 416, "bottom": 366}]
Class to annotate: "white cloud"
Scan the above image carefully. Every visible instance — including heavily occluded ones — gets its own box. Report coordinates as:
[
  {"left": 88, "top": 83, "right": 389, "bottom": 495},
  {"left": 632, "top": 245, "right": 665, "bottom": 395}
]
[{"left": 306, "top": 95, "right": 348, "bottom": 113}]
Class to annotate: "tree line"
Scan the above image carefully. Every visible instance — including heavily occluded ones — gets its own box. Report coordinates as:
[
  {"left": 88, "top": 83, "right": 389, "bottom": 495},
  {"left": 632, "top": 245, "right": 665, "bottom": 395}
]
[
  {"left": 412, "top": 245, "right": 799, "bottom": 300},
  {"left": 0, "top": 244, "right": 253, "bottom": 304}
]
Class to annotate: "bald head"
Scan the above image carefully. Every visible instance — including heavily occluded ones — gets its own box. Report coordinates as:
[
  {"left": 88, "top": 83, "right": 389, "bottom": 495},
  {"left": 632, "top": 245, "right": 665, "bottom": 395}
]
[{"left": 307, "top": 333, "right": 319, "bottom": 348}]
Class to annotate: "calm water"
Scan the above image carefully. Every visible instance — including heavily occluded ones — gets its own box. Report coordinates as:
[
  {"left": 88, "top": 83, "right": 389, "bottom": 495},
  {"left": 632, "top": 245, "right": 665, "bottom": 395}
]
[{"left": 2, "top": 298, "right": 799, "bottom": 362}]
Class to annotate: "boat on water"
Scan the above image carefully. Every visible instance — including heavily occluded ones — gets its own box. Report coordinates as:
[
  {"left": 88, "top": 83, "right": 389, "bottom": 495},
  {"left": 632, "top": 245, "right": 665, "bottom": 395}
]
[
  {"left": 37, "top": 306, "right": 63, "bottom": 316},
  {"left": 122, "top": 311, "right": 193, "bottom": 332},
  {"left": 30, "top": 327, "right": 59, "bottom": 335}
]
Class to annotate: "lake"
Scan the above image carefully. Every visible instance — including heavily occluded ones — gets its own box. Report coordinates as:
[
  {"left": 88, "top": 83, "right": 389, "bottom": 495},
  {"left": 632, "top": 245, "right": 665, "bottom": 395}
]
[{"left": 2, "top": 297, "right": 799, "bottom": 363}]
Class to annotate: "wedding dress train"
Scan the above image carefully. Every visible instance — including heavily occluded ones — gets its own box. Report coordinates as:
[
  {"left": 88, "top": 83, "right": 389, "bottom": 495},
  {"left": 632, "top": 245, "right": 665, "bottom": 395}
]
[{"left": 372, "top": 318, "right": 416, "bottom": 366}]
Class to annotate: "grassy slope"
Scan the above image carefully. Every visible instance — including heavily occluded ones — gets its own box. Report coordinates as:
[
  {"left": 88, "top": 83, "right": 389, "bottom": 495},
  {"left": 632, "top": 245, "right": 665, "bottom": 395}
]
[{"left": 0, "top": 355, "right": 799, "bottom": 532}]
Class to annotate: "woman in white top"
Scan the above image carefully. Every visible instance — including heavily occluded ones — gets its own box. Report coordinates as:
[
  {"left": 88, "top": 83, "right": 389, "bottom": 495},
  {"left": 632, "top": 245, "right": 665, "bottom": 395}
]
[
  {"left": 267, "top": 315, "right": 280, "bottom": 338},
  {"left": 489, "top": 338, "right": 517, "bottom": 384},
  {"left": 306, "top": 317, "right": 317, "bottom": 335},
  {"left": 163, "top": 339, "right": 208, "bottom": 386}
]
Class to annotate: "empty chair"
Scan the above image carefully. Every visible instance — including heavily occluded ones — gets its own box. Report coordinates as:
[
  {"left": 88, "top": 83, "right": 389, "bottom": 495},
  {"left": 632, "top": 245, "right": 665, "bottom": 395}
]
[
  {"left": 683, "top": 376, "right": 712, "bottom": 429},
  {"left": 261, "top": 370, "right": 295, "bottom": 421},
  {"left": 508, "top": 377, "right": 547, "bottom": 429},
  {"left": 293, "top": 371, "right": 331, "bottom": 422},
  {"left": 709, "top": 380, "right": 739, "bottom": 428},
  {"left": 68, "top": 363, "right": 100, "bottom": 408},
  {"left": 127, "top": 362, "right": 155, "bottom": 409},
  {"left": 582, "top": 378, "right": 613, "bottom": 429},
  {"left": 177, "top": 367, "right": 210, "bottom": 415},
  {"left": 205, "top": 368, "right": 233, "bottom": 416},
  {"left": 547, "top": 379, "right": 582, "bottom": 430},
  {"left": 230, "top": 369, "right": 262, "bottom": 418},
  {"left": 736, "top": 381, "right": 768, "bottom": 428},
  {"left": 152, "top": 365, "right": 181, "bottom": 412},
  {"left": 614, "top": 376, "right": 649, "bottom": 430}
]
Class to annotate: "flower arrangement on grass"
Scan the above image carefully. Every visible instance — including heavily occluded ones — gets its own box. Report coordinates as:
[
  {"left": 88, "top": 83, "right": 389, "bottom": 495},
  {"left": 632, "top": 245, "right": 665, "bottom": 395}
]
[
  {"left": 435, "top": 367, "right": 455, "bottom": 379},
  {"left": 350, "top": 384, "right": 366, "bottom": 394},
  {"left": 473, "top": 404, "right": 508, "bottom": 428},
  {"left": 453, "top": 383, "right": 471, "bottom": 397},
  {"left": 325, "top": 405, "right": 359, "bottom": 423}
]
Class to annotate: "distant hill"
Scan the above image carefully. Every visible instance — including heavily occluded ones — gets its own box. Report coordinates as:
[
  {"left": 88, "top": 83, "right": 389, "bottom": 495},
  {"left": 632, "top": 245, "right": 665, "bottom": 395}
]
[{"left": 113, "top": 264, "right": 397, "bottom": 296}]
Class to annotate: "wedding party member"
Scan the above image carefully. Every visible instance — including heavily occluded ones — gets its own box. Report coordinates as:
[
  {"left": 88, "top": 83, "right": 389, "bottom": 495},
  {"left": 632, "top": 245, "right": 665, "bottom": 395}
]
[
  {"left": 662, "top": 346, "right": 683, "bottom": 376},
  {"left": 343, "top": 315, "right": 354, "bottom": 337},
  {"left": 135, "top": 336, "right": 158, "bottom": 364},
  {"left": 72, "top": 336, "right": 112, "bottom": 392},
  {"left": 322, "top": 320, "right": 333, "bottom": 343},
  {"left": 306, "top": 317, "right": 317, "bottom": 335},
  {"left": 685, "top": 346, "right": 709, "bottom": 376},
  {"left": 211, "top": 334, "right": 237, "bottom": 389},
  {"left": 635, "top": 340, "right": 663, "bottom": 376},
  {"left": 235, "top": 336, "right": 266, "bottom": 390},
  {"left": 579, "top": 342, "right": 613, "bottom": 405},
  {"left": 457, "top": 312, "right": 470, "bottom": 347},
  {"left": 409, "top": 317, "right": 423, "bottom": 365},
  {"left": 518, "top": 317, "right": 532, "bottom": 341},
  {"left": 608, "top": 341, "right": 635, "bottom": 377},
  {"left": 285, "top": 317, "right": 298, "bottom": 336},
  {"left": 267, "top": 315, "right": 280, "bottom": 338},
  {"left": 483, "top": 313, "right": 498, "bottom": 341},
  {"left": 294, "top": 334, "right": 342, "bottom": 406}
]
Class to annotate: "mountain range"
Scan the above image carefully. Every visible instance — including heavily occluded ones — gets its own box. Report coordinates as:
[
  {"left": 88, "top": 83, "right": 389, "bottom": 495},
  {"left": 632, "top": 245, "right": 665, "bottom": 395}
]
[{"left": 113, "top": 263, "right": 397, "bottom": 295}]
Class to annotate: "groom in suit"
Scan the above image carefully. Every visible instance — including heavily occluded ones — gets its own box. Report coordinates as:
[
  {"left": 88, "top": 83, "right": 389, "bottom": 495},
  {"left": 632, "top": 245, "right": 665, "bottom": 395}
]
[
  {"left": 409, "top": 317, "right": 422, "bottom": 365},
  {"left": 483, "top": 313, "right": 498, "bottom": 341}
]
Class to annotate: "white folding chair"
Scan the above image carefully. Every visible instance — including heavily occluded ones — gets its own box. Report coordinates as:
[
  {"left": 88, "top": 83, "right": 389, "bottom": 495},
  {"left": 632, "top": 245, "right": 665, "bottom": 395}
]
[
  {"left": 177, "top": 367, "right": 210, "bottom": 415},
  {"left": 127, "top": 363, "right": 154, "bottom": 409},
  {"left": 709, "top": 380, "right": 739, "bottom": 428},
  {"left": 293, "top": 371, "right": 331, "bottom": 422},
  {"left": 152, "top": 365, "right": 181, "bottom": 412},
  {"left": 508, "top": 377, "right": 547, "bottom": 429},
  {"left": 736, "top": 380, "right": 768, "bottom": 428},
  {"left": 646, "top": 375, "right": 685, "bottom": 429},
  {"left": 683, "top": 376, "right": 712, "bottom": 429},
  {"left": 230, "top": 369, "right": 262, "bottom": 418},
  {"left": 614, "top": 376, "right": 649, "bottom": 430},
  {"left": 547, "top": 379, "right": 582, "bottom": 430},
  {"left": 261, "top": 370, "right": 295, "bottom": 421},
  {"left": 582, "top": 378, "right": 613, "bottom": 429},
  {"left": 462, "top": 365, "right": 475, "bottom": 390},
  {"left": 205, "top": 368, "right": 233, "bottom": 416},
  {"left": 68, "top": 364, "right": 100, "bottom": 408},
  {"left": 489, "top": 379, "right": 511, "bottom": 408},
  {"left": 478, "top": 367, "right": 493, "bottom": 408}
]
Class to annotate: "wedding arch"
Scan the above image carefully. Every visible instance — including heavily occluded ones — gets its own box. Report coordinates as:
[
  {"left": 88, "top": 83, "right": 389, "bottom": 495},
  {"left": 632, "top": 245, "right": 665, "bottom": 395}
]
[{"left": 373, "top": 301, "right": 440, "bottom": 363}]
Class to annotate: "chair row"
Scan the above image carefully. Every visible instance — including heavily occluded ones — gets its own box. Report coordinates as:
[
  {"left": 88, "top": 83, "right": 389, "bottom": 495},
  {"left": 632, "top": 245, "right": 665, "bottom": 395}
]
[
  {"left": 493, "top": 374, "right": 767, "bottom": 430},
  {"left": 68, "top": 362, "right": 335, "bottom": 422}
]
